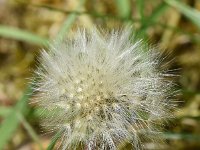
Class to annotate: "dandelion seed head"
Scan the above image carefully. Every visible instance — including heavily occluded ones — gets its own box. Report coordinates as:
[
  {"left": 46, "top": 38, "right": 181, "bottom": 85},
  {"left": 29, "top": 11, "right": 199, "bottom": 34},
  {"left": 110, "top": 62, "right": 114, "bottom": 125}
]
[{"left": 33, "top": 27, "right": 176, "bottom": 150}]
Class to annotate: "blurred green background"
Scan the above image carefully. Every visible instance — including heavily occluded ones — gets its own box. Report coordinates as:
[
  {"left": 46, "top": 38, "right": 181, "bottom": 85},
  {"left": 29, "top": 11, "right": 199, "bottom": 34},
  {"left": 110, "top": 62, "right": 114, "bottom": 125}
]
[{"left": 0, "top": 0, "right": 200, "bottom": 149}]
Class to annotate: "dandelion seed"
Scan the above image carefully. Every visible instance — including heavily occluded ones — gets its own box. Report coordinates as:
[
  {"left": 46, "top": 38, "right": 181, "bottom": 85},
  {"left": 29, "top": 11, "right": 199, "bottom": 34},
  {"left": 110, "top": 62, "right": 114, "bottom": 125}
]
[{"left": 33, "top": 27, "right": 176, "bottom": 150}]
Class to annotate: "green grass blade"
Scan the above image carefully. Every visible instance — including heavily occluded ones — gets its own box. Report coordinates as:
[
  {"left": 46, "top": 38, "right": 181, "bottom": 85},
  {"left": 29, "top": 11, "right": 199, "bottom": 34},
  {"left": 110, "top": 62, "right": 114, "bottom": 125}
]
[
  {"left": 0, "top": 106, "right": 12, "bottom": 117},
  {"left": 135, "top": 2, "right": 168, "bottom": 40},
  {"left": 136, "top": 0, "right": 145, "bottom": 21},
  {"left": 165, "top": 0, "right": 200, "bottom": 30},
  {"left": 55, "top": 0, "right": 86, "bottom": 41},
  {"left": 18, "top": 113, "right": 43, "bottom": 150},
  {"left": 47, "top": 130, "right": 63, "bottom": 150},
  {"left": 161, "top": 132, "right": 200, "bottom": 141},
  {"left": 0, "top": 86, "right": 32, "bottom": 149},
  {"left": 115, "top": 0, "right": 131, "bottom": 19},
  {"left": 0, "top": 25, "right": 48, "bottom": 46},
  {"left": 140, "top": 2, "right": 168, "bottom": 32}
]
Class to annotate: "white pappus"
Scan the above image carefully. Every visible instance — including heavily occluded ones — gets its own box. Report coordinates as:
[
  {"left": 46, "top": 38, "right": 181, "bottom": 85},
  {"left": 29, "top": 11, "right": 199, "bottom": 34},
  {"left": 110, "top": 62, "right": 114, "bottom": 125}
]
[{"left": 33, "top": 27, "right": 176, "bottom": 150}]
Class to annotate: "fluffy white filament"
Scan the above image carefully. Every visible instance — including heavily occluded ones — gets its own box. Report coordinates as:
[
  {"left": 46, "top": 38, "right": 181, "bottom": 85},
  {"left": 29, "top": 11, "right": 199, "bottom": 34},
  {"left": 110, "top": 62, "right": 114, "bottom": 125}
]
[{"left": 33, "top": 27, "right": 175, "bottom": 150}]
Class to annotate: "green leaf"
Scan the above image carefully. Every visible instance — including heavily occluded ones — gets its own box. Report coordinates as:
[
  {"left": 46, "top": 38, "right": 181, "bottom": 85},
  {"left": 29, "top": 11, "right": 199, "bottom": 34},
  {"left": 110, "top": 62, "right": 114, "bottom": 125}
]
[
  {"left": 0, "top": 25, "right": 48, "bottom": 46},
  {"left": 0, "top": 86, "right": 32, "bottom": 149},
  {"left": 165, "top": 0, "right": 200, "bottom": 30},
  {"left": 115, "top": 0, "right": 131, "bottom": 19}
]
